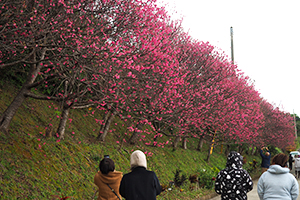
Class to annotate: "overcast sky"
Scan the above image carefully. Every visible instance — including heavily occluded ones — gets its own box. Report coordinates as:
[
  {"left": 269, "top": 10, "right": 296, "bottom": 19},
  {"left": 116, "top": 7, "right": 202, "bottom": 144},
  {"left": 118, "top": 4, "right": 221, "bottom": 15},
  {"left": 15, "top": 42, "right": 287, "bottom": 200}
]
[{"left": 157, "top": 0, "right": 300, "bottom": 116}]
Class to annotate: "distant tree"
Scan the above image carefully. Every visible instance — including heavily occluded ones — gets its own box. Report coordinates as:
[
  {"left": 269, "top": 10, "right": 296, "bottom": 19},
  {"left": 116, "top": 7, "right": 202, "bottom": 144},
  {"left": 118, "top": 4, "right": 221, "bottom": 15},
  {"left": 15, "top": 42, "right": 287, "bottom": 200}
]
[{"left": 258, "top": 100, "right": 295, "bottom": 149}]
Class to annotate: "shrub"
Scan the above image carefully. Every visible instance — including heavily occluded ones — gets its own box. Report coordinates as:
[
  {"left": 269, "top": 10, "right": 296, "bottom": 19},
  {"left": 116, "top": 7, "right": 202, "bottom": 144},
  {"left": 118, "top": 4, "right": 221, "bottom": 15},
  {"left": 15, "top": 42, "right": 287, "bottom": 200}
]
[
  {"left": 245, "top": 158, "right": 258, "bottom": 173},
  {"left": 173, "top": 169, "right": 187, "bottom": 187},
  {"left": 188, "top": 174, "right": 198, "bottom": 184},
  {"left": 197, "top": 168, "right": 218, "bottom": 189}
]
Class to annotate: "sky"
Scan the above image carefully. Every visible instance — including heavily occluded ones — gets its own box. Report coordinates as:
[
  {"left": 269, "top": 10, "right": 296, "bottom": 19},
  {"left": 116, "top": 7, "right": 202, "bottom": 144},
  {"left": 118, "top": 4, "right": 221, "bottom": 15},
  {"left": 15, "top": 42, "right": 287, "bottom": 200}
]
[{"left": 157, "top": 0, "right": 300, "bottom": 116}]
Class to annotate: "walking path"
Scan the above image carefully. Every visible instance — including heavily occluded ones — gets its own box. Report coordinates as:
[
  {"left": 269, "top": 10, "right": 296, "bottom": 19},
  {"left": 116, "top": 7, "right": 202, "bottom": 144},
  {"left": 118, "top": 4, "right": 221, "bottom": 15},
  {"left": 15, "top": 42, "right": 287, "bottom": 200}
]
[
  {"left": 209, "top": 165, "right": 300, "bottom": 200},
  {"left": 208, "top": 179, "right": 259, "bottom": 200}
]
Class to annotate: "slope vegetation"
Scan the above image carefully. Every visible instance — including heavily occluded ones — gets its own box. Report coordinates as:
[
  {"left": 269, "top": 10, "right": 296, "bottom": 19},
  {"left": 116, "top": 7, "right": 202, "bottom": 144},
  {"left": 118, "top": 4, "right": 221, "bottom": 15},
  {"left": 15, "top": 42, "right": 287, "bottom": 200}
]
[{"left": 0, "top": 84, "right": 261, "bottom": 199}]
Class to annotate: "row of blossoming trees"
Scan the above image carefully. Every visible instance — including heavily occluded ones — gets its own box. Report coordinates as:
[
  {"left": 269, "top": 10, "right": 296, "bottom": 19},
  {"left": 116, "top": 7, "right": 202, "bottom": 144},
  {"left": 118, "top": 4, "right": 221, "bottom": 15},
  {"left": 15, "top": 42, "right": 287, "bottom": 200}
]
[{"left": 0, "top": 0, "right": 296, "bottom": 153}]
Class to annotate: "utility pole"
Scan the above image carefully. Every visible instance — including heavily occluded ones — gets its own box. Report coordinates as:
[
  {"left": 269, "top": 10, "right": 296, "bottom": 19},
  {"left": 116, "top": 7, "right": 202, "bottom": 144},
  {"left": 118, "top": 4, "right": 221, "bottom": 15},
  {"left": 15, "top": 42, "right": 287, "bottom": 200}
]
[
  {"left": 230, "top": 26, "right": 234, "bottom": 64},
  {"left": 294, "top": 109, "right": 297, "bottom": 139}
]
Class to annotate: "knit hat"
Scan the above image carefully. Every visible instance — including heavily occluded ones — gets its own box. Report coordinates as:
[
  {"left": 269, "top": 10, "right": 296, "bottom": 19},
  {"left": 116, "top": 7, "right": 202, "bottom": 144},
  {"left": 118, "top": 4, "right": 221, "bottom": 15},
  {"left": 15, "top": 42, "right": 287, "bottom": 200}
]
[{"left": 130, "top": 150, "right": 147, "bottom": 170}]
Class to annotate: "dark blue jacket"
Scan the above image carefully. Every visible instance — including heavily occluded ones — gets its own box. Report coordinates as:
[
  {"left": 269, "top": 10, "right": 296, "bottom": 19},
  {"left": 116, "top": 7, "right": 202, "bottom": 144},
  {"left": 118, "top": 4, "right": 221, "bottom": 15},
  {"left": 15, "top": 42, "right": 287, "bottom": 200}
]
[
  {"left": 119, "top": 166, "right": 161, "bottom": 200},
  {"left": 260, "top": 149, "right": 271, "bottom": 168}
]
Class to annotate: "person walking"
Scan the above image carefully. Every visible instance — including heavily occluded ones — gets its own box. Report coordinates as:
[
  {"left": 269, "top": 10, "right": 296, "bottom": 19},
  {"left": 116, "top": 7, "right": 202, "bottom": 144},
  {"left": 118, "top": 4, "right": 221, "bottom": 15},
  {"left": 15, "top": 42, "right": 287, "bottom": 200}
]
[
  {"left": 214, "top": 151, "right": 253, "bottom": 199},
  {"left": 260, "top": 147, "right": 271, "bottom": 174},
  {"left": 94, "top": 155, "right": 123, "bottom": 200},
  {"left": 289, "top": 153, "right": 295, "bottom": 170},
  {"left": 294, "top": 155, "right": 300, "bottom": 178},
  {"left": 257, "top": 153, "right": 299, "bottom": 200},
  {"left": 119, "top": 150, "right": 162, "bottom": 200}
]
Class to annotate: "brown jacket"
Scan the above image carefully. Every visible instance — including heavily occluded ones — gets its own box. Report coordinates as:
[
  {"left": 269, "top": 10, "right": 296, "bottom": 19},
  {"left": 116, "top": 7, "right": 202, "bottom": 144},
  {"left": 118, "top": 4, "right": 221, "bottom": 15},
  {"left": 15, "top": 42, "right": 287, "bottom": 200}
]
[{"left": 94, "top": 171, "right": 123, "bottom": 200}]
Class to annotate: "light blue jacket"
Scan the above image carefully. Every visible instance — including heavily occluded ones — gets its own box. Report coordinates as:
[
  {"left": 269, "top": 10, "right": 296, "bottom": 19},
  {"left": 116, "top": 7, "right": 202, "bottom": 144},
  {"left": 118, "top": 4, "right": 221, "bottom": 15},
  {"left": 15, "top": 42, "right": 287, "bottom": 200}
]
[{"left": 257, "top": 164, "right": 299, "bottom": 200}]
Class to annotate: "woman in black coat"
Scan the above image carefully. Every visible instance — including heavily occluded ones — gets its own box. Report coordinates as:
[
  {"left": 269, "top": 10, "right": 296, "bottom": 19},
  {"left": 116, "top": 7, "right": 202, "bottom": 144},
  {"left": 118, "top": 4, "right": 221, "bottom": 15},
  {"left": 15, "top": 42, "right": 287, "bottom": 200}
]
[
  {"left": 215, "top": 151, "right": 253, "bottom": 199},
  {"left": 119, "top": 150, "right": 161, "bottom": 200},
  {"left": 289, "top": 153, "right": 294, "bottom": 170}
]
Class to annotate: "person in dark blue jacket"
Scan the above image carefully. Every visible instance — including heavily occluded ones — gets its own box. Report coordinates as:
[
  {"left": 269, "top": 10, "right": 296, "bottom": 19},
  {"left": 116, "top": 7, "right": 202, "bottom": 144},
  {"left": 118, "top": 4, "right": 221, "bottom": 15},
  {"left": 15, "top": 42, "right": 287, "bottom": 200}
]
[
  {"left": 260, "top": 147, "right": 271, "bottom": 174},
  {"left": 119, "top": 150, "right": 161, "bottom": 200}
]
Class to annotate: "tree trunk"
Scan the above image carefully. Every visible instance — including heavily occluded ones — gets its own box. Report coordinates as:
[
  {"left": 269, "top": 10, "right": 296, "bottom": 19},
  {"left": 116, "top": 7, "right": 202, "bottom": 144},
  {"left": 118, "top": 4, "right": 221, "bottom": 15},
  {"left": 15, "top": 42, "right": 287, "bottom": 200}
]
[
  {"left": 173, "top": 136, "right": 181, "bottom": 149},
  {"left": 237, "top": 145, "right": 242, "bottom": 154},
  {"left": 129, "top": 123, "right": 143, "bottom": 144},
  {"left": 182, "top": 137, "right": 187, "bottom": 149},
  {"left": 96, "top": 110, "right": 111, "bottom": 139},
  {"left": 129, "top": 131, "right": 139, "bottom": 145},
  {"left": 57, "top": 105, "right": 70, "bottom": 139},
  {"left": 57, "top": 80, "right": 71, "bottom": 140},
  {"left": 0, "top": 49, "right": 45, "bottom": 133},
  {"left": 197, "top": 137, "right": 204, "bottom": 151},
  {"left": 225, "top": 144, "right": 230, "bottom": 156},
  {"left": 97, "top": 109, "right": 116, "bottom": 141},
  {"left": 0, "top": 86, "right": 29, "bottom": 133},
  {"left": 206, "top": 143, "right": 213, "bottom": 163}
]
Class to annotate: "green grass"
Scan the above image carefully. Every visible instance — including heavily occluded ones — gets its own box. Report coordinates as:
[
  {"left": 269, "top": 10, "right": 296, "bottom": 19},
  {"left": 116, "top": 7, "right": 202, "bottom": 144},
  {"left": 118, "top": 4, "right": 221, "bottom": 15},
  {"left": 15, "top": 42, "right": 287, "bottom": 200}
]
[{"left": 0, "top": 83, "right": 262, "bottom": 200}]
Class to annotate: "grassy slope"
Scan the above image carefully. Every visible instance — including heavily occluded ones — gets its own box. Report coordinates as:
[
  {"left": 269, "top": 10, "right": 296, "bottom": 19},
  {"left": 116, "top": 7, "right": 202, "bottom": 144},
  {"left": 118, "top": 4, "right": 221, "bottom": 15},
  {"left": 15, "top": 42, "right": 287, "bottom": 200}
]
[{"left": 0, "top": 84, "right": 261, "bottom": 200}]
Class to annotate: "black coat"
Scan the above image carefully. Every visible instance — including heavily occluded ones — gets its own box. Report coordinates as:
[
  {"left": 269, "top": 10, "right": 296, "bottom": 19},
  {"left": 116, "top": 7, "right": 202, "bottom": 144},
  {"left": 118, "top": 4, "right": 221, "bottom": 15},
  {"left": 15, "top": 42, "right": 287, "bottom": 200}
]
[
  {"left": 215, "top": 151, "right": 253, "bottom": 200},
  {"left": 119, "top": 166, "right": 161, "bottom": 200},
  {"left": 289, "top": 154, "right": 294, "bottom": 169}
]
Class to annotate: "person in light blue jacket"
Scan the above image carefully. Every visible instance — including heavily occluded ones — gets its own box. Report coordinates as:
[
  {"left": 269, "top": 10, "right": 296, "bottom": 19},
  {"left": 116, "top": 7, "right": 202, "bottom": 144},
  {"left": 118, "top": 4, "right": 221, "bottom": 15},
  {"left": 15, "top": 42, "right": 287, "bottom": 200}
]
[{"left": 257, "top": 153, "right": 299, "bottom": 200}]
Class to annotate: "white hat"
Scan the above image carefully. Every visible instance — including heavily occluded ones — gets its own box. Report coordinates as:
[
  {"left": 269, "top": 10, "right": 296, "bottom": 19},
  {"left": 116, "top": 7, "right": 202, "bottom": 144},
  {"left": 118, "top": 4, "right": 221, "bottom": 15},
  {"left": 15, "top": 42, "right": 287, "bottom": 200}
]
[{"left": 130, "top": 150, "right": 147, "bottom": 170}]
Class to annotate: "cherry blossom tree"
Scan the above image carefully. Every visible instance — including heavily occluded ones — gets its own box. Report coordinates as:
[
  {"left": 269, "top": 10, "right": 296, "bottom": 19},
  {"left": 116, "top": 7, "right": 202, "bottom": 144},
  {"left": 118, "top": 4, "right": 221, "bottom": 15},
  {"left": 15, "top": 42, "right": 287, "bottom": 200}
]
[
  {"left": 91, "top": 2, "right": 184, "bottom": 141},
  {"left": 0, "top": 0, "right": 105, "bottom": 133},
  {"left": 0, "top": 0, "right": 177, "bottom": 137},
  {"left": 258, "top": 99, "right": 295, "bottom": 149},
  {"left": 0, "top": 0, "right": 295, "bottom": 154}
]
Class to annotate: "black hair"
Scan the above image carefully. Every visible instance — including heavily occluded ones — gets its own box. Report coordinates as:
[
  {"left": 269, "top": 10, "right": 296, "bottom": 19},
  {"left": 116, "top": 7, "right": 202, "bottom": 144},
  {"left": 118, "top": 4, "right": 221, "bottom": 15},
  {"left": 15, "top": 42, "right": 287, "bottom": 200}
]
[{"left": 99, "top": 158, "right": 115, "bottom": 174}]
